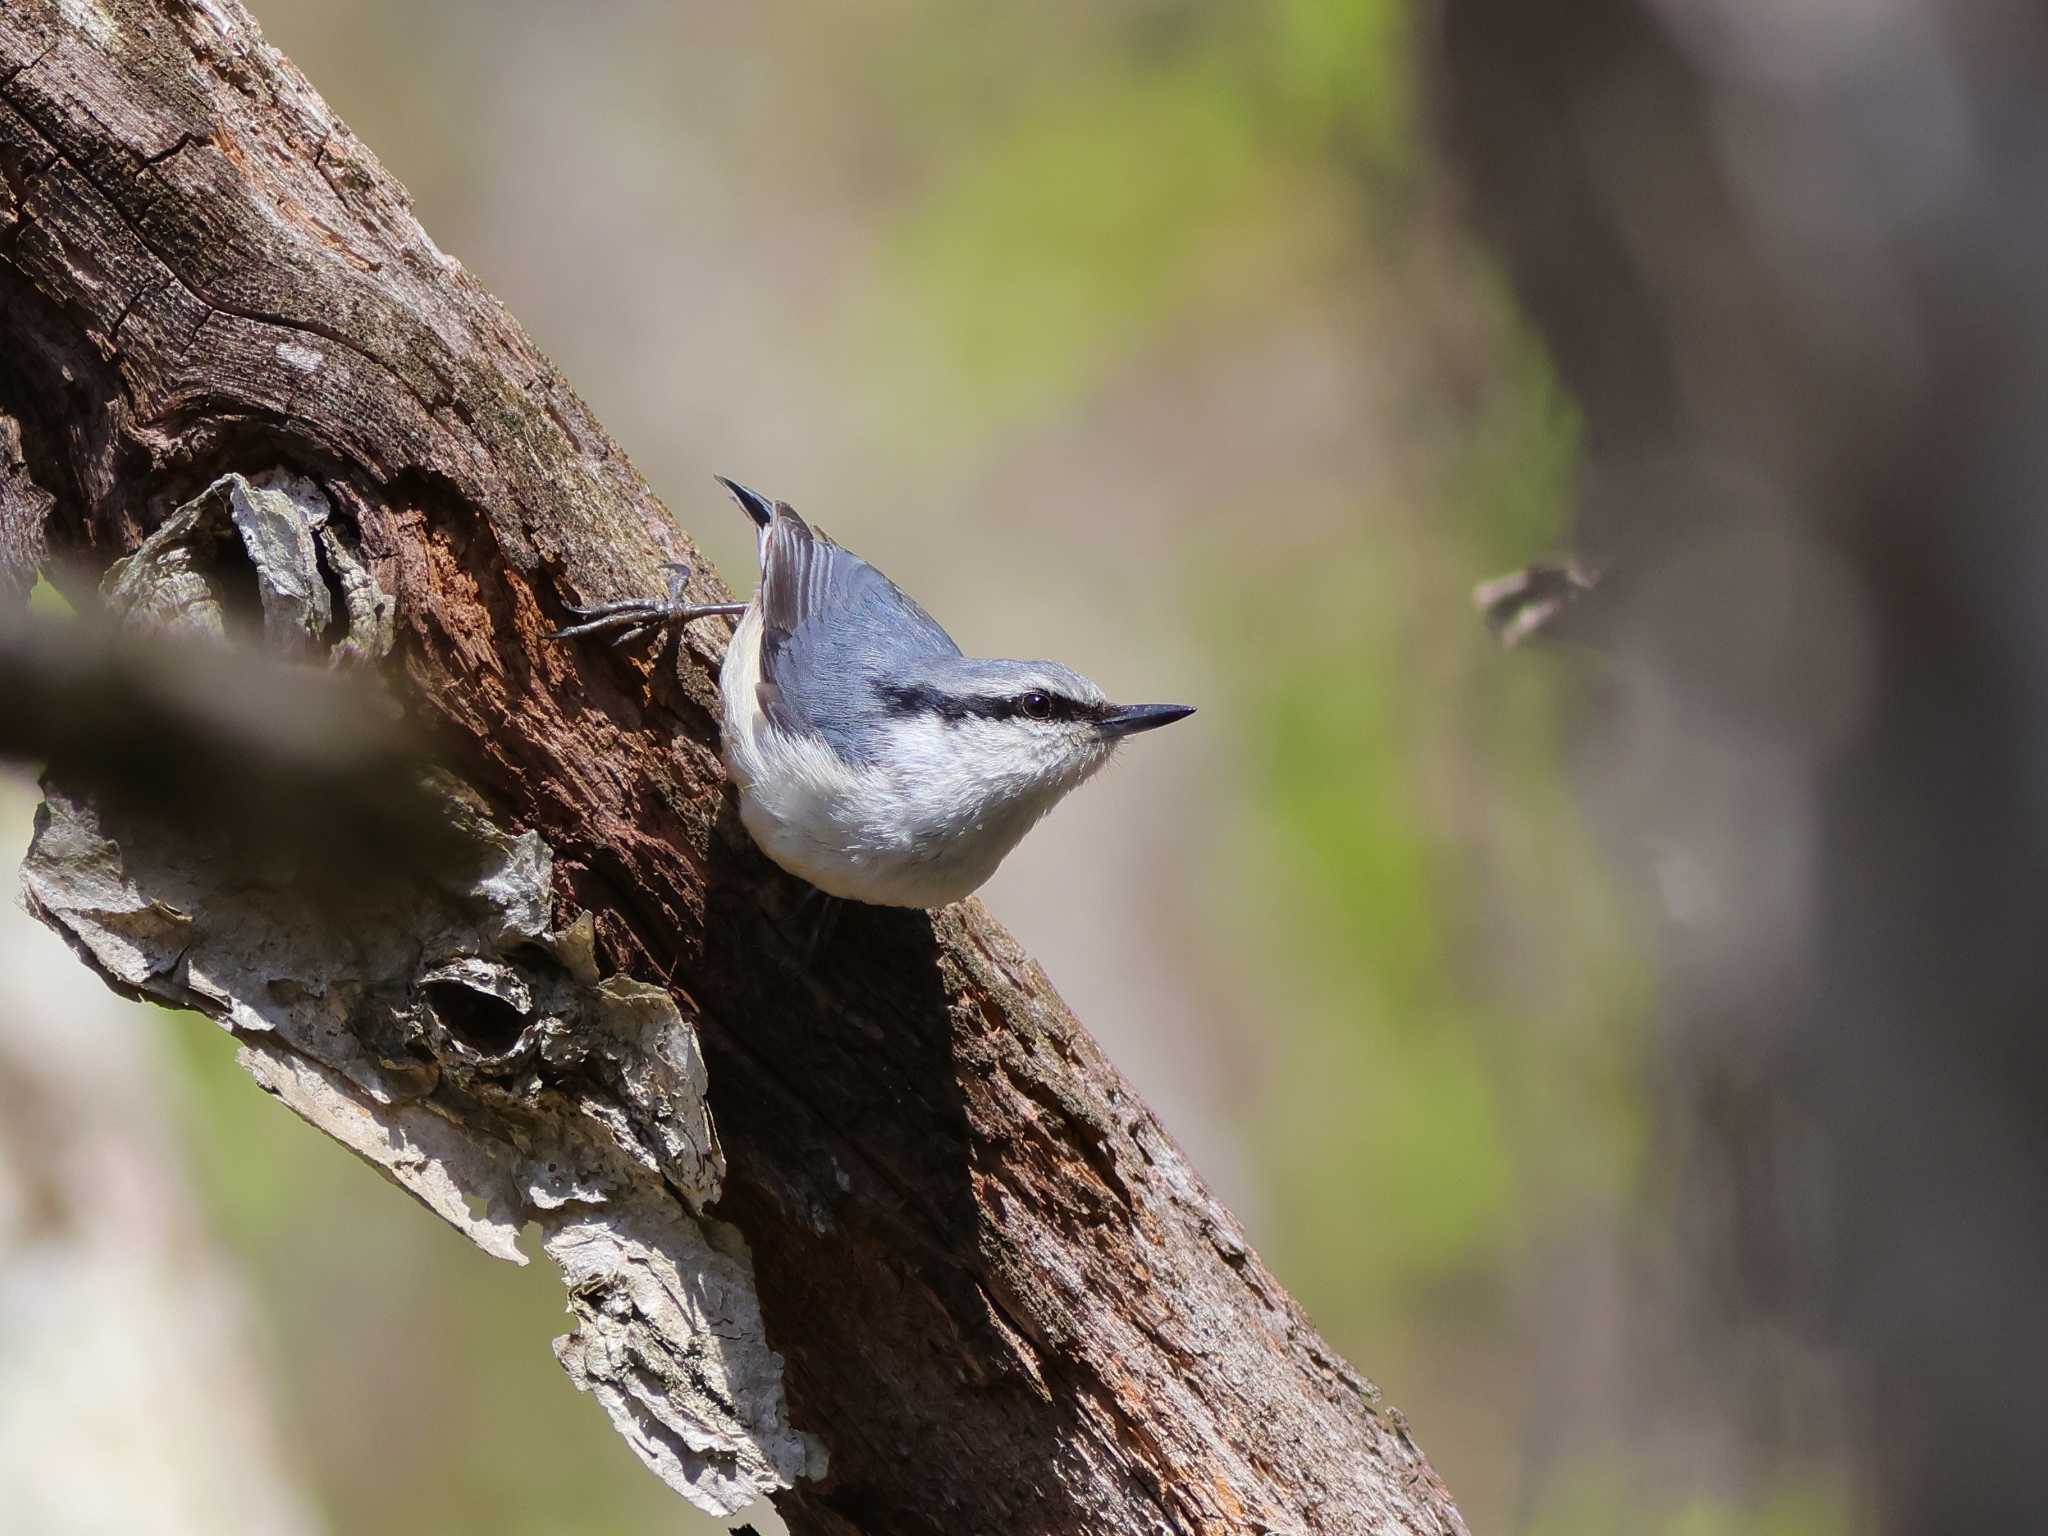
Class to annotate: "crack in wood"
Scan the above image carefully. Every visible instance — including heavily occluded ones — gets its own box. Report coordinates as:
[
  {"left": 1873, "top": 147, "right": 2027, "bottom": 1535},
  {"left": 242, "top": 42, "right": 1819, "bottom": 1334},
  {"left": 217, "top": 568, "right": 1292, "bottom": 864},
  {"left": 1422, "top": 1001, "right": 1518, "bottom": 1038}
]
[{"left": 0, "top": 93, "right": 451, "bottom": 430}]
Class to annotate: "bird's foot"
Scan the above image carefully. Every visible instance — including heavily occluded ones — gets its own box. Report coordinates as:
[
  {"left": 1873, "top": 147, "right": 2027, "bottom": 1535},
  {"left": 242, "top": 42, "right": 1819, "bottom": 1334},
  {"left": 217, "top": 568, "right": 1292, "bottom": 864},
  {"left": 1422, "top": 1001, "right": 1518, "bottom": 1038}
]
[
  {"left": 794, "top": 885, "right": 844, "bottom": 963},
  {"left": 551, "top": 562, "right": 748, "bottom": 646}
]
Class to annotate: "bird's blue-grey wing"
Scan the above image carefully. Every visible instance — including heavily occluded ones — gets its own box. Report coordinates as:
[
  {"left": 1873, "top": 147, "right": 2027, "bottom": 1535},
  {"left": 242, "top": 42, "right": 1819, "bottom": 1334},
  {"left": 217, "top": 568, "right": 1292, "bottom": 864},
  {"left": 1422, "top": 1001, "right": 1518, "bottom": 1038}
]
[{"left": 756, "top": 505, "right": 960, "bottom": 762}]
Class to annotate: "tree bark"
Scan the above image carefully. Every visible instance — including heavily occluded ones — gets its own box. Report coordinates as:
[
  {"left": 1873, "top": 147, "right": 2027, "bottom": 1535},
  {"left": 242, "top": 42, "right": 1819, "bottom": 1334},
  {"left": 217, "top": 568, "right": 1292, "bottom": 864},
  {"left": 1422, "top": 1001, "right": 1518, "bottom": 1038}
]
[{"left": 0, "top": 5, "right": 1466, "bottom": 1533}]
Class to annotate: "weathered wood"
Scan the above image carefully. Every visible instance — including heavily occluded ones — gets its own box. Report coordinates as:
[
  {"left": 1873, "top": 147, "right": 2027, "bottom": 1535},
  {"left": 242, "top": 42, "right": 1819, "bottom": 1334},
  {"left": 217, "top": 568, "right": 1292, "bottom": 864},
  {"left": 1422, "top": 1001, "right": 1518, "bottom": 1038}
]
[{"left": 0, "top": 5, "right": 1467, "bottom": 1532}]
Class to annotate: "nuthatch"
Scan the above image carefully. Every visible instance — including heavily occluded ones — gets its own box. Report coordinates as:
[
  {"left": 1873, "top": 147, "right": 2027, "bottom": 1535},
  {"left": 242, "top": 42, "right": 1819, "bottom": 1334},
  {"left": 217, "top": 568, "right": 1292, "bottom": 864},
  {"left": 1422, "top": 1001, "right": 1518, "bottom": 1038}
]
[{"left": 556, "top": 478, "right": 1193, "bottom": 908}]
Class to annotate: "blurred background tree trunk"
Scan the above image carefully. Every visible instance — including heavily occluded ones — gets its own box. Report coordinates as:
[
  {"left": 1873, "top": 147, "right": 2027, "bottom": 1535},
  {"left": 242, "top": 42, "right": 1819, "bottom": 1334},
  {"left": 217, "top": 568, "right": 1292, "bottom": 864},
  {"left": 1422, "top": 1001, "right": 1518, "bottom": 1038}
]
[{"left": 1439, "top": 3, "right": 2048, "bottom": 1531}]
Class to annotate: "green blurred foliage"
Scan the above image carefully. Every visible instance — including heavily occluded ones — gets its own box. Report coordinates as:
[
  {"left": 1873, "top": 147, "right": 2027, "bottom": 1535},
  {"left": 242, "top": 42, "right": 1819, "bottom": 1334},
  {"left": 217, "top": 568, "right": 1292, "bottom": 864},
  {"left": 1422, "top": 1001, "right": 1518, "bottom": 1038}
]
[
  {"left": 850, "top": 0, "right": 1410, "bottom": 452},
  {"left": 1528, "top": 1463, "right": 1853, "bottom": 1536},
  {"left": 26, "top": 572, "right": 74, "bottom": 617}
]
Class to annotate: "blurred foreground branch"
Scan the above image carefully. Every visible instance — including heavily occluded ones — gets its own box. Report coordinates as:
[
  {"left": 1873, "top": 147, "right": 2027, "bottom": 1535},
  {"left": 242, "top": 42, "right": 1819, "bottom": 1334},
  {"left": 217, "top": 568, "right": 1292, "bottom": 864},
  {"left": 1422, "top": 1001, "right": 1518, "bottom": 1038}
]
[{"left": 0, "top": 5, "right": 1465, "bottom": 1532}]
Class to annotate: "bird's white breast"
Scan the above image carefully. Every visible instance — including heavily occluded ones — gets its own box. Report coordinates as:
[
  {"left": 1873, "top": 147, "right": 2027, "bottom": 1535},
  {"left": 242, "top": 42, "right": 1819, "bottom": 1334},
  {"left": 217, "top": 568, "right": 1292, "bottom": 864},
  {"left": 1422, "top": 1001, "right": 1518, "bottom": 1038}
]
[{"left": 719, "top": 605, "right": 1084, "bottom": 907}]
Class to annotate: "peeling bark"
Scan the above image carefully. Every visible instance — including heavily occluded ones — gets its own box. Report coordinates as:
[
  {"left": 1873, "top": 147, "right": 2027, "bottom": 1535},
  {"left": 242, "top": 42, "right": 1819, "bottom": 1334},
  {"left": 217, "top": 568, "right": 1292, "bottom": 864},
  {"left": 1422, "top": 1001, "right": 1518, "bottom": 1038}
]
[
  {"left": 0, "top": 5, "right": 1466, "bottom": 1533},
  {"left": 21, "top": 474, "right": 812, "bottom": 1514}
]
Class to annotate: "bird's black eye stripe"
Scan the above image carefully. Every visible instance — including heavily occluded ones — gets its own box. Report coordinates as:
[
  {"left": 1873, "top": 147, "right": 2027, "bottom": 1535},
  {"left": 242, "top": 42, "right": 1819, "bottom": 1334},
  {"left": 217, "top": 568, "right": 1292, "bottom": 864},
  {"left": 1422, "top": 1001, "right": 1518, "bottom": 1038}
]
[
  {"left": 877, "top": 682, "right": 969, "bottom": 720},
  {"left": 876, "top": 680, "right": 1098, "bottom": 725}
]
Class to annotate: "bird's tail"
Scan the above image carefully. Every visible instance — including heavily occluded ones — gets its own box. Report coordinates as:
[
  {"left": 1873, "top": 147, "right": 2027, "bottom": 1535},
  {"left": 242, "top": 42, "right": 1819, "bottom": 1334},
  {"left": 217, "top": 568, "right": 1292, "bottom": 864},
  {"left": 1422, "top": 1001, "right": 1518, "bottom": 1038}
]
[{"left": 715, "top": 475, "right": 776, "bottom": 530}]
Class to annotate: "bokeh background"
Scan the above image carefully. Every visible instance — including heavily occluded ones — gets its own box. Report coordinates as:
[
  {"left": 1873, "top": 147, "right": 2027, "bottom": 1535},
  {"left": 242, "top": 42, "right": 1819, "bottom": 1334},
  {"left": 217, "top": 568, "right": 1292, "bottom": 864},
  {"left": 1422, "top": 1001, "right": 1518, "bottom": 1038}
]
[{"left": 20, "top": 0, "right": 2024, "bottom": 1532}]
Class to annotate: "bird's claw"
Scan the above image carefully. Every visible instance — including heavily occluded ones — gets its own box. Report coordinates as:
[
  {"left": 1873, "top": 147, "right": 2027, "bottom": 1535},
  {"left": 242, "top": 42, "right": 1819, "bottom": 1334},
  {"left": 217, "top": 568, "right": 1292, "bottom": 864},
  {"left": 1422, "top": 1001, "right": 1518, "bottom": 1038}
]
[{"left": 549, "top": 563, "right": 748, "bottom": 643}]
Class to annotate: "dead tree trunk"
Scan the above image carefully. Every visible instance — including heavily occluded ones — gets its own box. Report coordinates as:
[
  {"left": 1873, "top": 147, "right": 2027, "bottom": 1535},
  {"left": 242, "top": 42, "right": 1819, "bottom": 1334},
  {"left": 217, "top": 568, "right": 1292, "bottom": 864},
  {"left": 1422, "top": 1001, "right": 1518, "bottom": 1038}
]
[{"left": 0, "top": 5, "right": 1465, "bottom": 1533}]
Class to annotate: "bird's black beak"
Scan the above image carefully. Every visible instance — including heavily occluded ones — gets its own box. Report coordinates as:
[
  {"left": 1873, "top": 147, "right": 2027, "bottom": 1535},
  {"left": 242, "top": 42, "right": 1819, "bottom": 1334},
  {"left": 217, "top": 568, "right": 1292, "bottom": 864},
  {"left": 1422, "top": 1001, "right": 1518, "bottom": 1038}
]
[
  {"left": 715, "top": 475, "right": 777, "bottom": 529},
  {"left": 1098, "top": 703, "right": 1196, "bottom": 737}
]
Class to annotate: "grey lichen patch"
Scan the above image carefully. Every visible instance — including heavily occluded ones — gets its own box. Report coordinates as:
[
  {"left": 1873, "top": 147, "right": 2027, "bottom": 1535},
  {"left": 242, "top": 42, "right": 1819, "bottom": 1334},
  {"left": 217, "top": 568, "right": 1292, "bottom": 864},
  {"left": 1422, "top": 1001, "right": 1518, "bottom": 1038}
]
[
  {"left": 223, "top": 472, "right": 331, "bottom": 651},
  {"left": 16, "top": 472, "right": 810, "bottom": 1518},
  {"left": 240, "top": 1040, "right": 529, "bottom": 1263},
  {"left": 103, "top": 472, "right": 388, "bottom": 660},
  {"left": 316, "top": 517, "right": 397, "bottom": 665},
  {"left": 550, "top": 1201, "right": 829, "bottom": 1512},
  {"left": 15, "top": 791, "right": 194, "bottom": 985},
  {"left": 53, "top": 0, "right": 117, "bottom": 49},
  {"left": 432, "top": 776, "right": 553, "bottom": 951}
]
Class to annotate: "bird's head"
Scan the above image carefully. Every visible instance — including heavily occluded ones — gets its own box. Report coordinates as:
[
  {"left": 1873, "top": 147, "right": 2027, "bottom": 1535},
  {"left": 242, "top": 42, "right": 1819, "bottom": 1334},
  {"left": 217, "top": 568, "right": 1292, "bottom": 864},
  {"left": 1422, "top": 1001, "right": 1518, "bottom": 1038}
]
[{"left": 874, "top": 657, "right": 1193, "bottom": 815}]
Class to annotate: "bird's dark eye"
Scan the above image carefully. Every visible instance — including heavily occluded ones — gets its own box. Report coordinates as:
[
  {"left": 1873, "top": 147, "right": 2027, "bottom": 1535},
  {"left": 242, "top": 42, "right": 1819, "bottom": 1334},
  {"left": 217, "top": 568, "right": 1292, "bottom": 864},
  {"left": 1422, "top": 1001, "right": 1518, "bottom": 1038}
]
[{"left": 1018, "top": 690, "right": 1054, "bottom": 721}]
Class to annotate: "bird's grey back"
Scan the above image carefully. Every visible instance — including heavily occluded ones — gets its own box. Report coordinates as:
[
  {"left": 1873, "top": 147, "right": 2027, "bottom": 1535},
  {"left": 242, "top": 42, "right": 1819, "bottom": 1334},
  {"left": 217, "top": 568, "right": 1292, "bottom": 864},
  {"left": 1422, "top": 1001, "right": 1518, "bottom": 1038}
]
[{"left": 757, "top": 506, "right": 961, "bottom": 764}]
